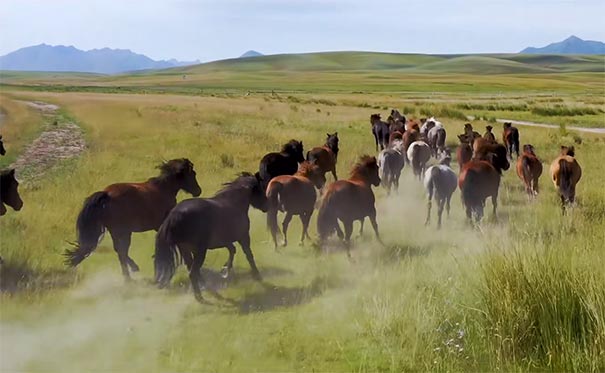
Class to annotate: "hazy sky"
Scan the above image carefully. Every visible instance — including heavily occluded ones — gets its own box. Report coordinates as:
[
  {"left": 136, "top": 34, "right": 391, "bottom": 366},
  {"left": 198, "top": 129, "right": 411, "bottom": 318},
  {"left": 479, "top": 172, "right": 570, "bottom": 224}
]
[{"left": 1, "top": 0, "right": 604, "bottom": 62}]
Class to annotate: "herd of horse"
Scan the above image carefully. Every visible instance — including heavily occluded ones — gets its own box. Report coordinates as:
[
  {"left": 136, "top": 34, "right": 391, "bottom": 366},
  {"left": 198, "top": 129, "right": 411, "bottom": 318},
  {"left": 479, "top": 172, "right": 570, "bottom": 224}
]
[{"left": 0, "top": 112, "right": 583, "bottom": 301}]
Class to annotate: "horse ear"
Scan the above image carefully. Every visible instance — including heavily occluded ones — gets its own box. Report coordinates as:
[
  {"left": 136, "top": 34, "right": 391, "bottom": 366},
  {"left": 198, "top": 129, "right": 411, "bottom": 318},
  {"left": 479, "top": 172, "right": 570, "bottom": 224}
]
[
  {"left": 334, "top": 132, "right": 338, "bottom": 136},
  {"left": 9, "top": 169, "right": 15, "bottom": 176}
]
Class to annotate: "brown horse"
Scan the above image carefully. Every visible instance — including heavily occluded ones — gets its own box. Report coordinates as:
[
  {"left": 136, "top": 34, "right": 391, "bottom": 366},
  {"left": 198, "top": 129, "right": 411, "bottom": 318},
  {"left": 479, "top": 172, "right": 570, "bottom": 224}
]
[
  {"left": 65, "top": 159, "right": 202, "bottom": 280},
  {"left": 306, "top": 132, "right": 339, "bottom": 180},
  {"left": 1, "top": 169, "right": 23, "bottom": 216},
  {"left": 402, "top": 127, "right": 420, "bottom": 163},
  {"left": 388, "top": 130, "right": 403, "bottom": 145},
  {"left": 483, "top": 125, "right": 496, "bottom": 143},
  {"left": 317, "top": 155, "right": 382, "bottom": 256},
  {"left": 266, "top": 162, "right": 326, "bottom": 249},
  {"left": 516, "top": 144, "right": 543, "bottom": 197},
  {"left": 550, "top": 145, "right": 582, "bottom": 211},
  {"left": 459, "top": 144, "right": 510, "bottom": 223},
  {"left": 502, "top": 122, "right": 520, "bottom": 159},
  {"left": 456, "top": 134, "right": 473, "bottom": 171},
  {"left": 463, "top": 123, "right": 481, "bottom": 146}
]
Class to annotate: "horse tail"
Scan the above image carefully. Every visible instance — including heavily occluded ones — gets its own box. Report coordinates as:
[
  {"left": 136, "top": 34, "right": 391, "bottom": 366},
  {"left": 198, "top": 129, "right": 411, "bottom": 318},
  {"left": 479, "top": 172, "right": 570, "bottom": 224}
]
[
  {"left": 64, "top": 191, "right": 109, "bottom": 267},
  {"left": 266, "top": 181, "right": 283, "bottom": 244},
  {"left": 426, "top": 166, "right": 439, "bottom": 201},
  {"left": 154, "top": 212, "right": 180, "bottom": 287},
  {"left": 558, "top": 159, "right": 574, "bottom": 203},
  {"left": 461, "top": 169, "right": 477, "bottom": 211},
  {"left": 522, "top": 156, "right": 533, "bottom": 184},
  {"left": 317, "top": 190, "right": 338, "bottom": 241}
]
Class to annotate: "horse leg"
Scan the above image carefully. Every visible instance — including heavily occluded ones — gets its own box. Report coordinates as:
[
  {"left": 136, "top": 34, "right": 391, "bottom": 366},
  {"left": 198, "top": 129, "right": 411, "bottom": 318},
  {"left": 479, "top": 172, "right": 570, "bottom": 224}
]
[
  {"left": 358, "top": 218, "right": 365, "bottom": 237},
  {"left": 446, "top": 195, "right": 452, "bottom": 218},
  {"left": 425, "top": 197, "right": 432, "bottom": 226},
  {"left": 111, "top": 232, "right": 133, "bottom": 281},
  {"left": 189, "top": 248, "right": 207, "bottom": 302},
  {"left": 437, "top": 197, "right": 445, "bottom": 229},
  {"left": 369, "top": 212, "right": 383, "bottom": 246},
  {"left": 331, "top": 165, "right": 338, "bottom": 181},
  {"left": 300, "top": 211, "right": 312, "bottom": 245},
  {"left": 221, "top": 243, "right": 236, "bottom": 278},
  {"left": 239, "top": 235, "right": 262, "bottom": 281},
  {"left": 281, "top": 212, "right": 293, "bottom": 247},
  {"left": 374, "top": 133, "right": 379, "bottom": 151},
  {"left": 491, "top": 193, "right": 499, "bottom": 222}
]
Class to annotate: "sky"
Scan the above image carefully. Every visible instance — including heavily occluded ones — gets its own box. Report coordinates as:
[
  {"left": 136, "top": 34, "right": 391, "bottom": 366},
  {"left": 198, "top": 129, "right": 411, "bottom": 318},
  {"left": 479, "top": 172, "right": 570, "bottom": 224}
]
[{"left": 1, "top": 0, "right": 604, "bottom": 62}]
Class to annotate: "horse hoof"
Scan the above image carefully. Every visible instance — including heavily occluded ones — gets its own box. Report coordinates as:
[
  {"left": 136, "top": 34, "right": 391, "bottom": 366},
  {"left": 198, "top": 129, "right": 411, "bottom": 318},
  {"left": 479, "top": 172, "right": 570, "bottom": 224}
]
[
  {"left": 251, "top": 271, "right": 263, "bottom": 282},
  {"left": 220, "top": 266, "right": 230, "bottom": 279}
]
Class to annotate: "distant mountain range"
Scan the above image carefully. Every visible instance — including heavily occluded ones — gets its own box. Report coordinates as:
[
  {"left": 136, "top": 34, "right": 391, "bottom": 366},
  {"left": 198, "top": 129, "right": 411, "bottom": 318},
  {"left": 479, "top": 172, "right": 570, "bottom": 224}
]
[
  {"left": 240, "top": 50, "right": 263, "bottom": 58},
  {"left": 520, "top": 35, "right": 605, "bottom": 54},
  {"left": 0, "top": 44, "right": 200, "bottom": 74}
]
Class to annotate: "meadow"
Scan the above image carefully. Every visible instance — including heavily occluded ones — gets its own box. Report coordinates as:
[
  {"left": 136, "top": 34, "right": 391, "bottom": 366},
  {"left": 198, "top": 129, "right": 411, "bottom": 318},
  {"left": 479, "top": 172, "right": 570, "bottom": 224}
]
[{"left": 0, "top": 58, "right": 604, "bottom": 372}]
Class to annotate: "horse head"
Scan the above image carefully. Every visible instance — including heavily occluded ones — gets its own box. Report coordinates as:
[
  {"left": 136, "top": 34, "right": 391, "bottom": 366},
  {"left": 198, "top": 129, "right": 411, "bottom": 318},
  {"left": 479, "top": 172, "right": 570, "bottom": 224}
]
[
  {"left": 560, "top": 145, "right": 575, "bottom": 157},
  {"left": 351, "top": 155, "right": 380, "bottom": 187},
  {"left": 326, "top": 132, "right": 339, "bottom": 155},
  {"left": 487, "top": 144, "right": 510, "bottom": 173},
  {"left": 0, "top": 168, "right": 23, "bottom": 215},
  {"left": 159, "top": 158, "right": 202, "bottom": 197},
  {"left": 523, "top": 144, "right": 536, "bottom": 155},
  {"left": 282, "top": 139, "right": 305, "bottom": 163}
]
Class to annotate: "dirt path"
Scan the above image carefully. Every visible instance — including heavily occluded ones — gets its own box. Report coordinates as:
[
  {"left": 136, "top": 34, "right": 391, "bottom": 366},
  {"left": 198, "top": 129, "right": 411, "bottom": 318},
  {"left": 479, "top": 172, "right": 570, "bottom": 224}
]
[
  {"left": 495, "top": 118, "right": 605, "bottom": 134},
  {"left": 10, "top": 101, "right": 86, "bottom": 180}
]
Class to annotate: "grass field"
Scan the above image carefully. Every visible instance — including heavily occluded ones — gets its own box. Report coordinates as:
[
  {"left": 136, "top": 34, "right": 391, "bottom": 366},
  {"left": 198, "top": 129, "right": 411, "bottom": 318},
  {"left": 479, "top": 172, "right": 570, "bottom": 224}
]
[{"left": 0, "top": 60, "right": 604, "bottom": 372}]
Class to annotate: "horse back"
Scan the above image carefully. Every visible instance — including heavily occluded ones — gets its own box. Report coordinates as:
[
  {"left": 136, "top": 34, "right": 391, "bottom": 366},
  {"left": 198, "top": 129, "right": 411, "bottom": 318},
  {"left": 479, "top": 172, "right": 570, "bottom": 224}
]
[{"left": 307, "top": 147, "right": 335, "bottom": 172}]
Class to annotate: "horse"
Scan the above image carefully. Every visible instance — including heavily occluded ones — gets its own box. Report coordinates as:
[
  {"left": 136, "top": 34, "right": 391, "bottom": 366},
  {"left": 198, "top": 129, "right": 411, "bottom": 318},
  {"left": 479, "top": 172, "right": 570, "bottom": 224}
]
[
  {"left": 317, "top": 155, "right": 382, "bottom": 256},
  {"left": 1, "top": 169, "right": 23, "bottom": 216},
  {"left": 420, "top": 117, "right": 436, "bottom": 141},
  {"left": 463, "top": 123, "right": 481, "bottom": 147},
  {"left": 407, "top": 140, "right": 431, "bottom": 180},
  {"left": 516, "top": 144, "right": 543, "bottom": 197},
  {"left": 266, "top": 162, "right": 326, "bottom": 249},
  {"left": 154, "top": 172, "right": 268, "bottom": 302},
  {"left": 64, "top": 159, "right": 202, "bottom": 281},
  {"left": 424, "top": 151, "right": 457, "bottom": 228},
  {"left": 370, "top": 114, "right": 390, "bottom": 151},
  {"left": 550, "top": 145, "right": 582, "bottom": 211},
  {"left": 258, "top": 139, "right": 304, "bottom": 190},
  {"left": 483, "top": 125, "right": 496, "bottom": 143},
  {"left": 390, "top": 109, "right": 406, "bottom": 124},
  {"left": 502, "top": 122, "right": 520, "bottom": 159},
  {"left": 388, "top": 130, "right": 404, "bottom": 145},
  {"left": 459, "top": 144, "right": 510, "bottom": 224},
  {"left": 402, "top": 127, "right": 420, "bottom": 163},
  {"left": 306, "top": 132, "right": 339, "bottom": 181},
  {"left": 456, "top": 134, "right": 473, "bottom": 171},
  {"left": 427, "top": 120, "right": 447, "bottom": 157},
  {"left": 0, "top": 135, "right": 6, "bottom": 156},
  {"left": 377, "top": 139, "right": 405, "bottom": 195}
]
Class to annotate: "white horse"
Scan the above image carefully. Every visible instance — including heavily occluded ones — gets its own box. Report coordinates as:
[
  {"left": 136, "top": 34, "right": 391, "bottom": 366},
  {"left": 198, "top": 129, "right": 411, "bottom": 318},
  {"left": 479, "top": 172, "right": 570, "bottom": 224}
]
[
  {"left": 424, "top": 153, "right": 457, "bottom": 228},
  {"left": 377, "top": 139, "right": 405, "bottom": 195},
  {"left": 406, "top": 140, "right": 431, "bottom": 180}
]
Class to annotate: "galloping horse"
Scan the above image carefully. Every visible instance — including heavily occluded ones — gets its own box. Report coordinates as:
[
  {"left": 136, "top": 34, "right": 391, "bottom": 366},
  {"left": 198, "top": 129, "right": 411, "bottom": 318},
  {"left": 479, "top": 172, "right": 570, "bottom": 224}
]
[
  {"left": 0, "top": 135, "right": 6, "bottom": 156},
  {"left": 390, "top": 109, "right": 406, "bottom": 124},
  {"left": 258, "top": 139, "right": 305, "bottom": 189},
  {"left": 387, "top": 111, "right": 406, "bottom": 134},
  {"left": 407, "top": 140, "right": 431, "bottom": 179},
  {"left": 154, "top": 173, "right": 268, "bottom": 302},
  {"left": 370, "top": 114, "right": 390, "bottom": 151},
  {"left": 550, "top": 145, "right": 582, "bottom": 211},
  {"left": 427, "top": 120, "right": 447, "bottom": 157},
  {"left": 64, "top": 159, "right": 202, "bottom": 280},
  {"left": 502, "top": 122, "right": 520, "bottom": 159},
  {"left": 402, "top": 126, "right": 420, "bottom": 163},
  {"left": 456, "top": 134, "right": 473, "bottom": 171},
  {"left": 317, "top": 155, "right": 382, "bottom": 256},
  {"left": 306, "top": 132, "right": 339, "bottom": 180},
  {"left": 459, "top": 144, "right": 510, "bottom": 223},
  {"left": 266, "top": 162, "right": 326, "bottom": 249},
  {"left": 463, "top": 123, "right": 481, "bottom": 147},
  {"left": 1, "top": 169, "right": 23, "bottom": 216},
  {"left": 483, "top": 125, "right": 496, "bottom": 143},
  {"left": 516, "top": 144, "right": 543, "bottom": 197},
  {"left": 377, "top": 139, "right": 405, "bottom": 195},
  {"left": 424, "top": 151, "right": 457, "bottom": 228}
]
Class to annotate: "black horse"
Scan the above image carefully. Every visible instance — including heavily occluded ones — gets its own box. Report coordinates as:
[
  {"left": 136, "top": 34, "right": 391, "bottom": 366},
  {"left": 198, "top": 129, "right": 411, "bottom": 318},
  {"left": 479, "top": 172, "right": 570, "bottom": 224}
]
[
  {"left": 154, "top": 172, "right": 268, "bottom": 302},
  {"left": 1, "top": 168, "right": 23, "bottom": 216},
  {"left": 502, "top": 122, "right": 520, "bottom": 159},
  {"left": 370, "top": 114, "right": 390, "bottom": 151},
  {"left": 0, "top": 135, "right": 6, "bottom": 156},
  {"left": 258, "top": 140, "right": 304, "bottom": 189}
]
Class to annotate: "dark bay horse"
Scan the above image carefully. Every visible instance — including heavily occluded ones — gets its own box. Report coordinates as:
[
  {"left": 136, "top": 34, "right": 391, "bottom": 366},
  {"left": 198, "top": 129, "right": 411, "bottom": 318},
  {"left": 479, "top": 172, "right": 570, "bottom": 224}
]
[
  {"left": 1, "top": 169, "right": 23, "bottom": 216},
  {"left": 483, "top": 125, "right": 496, "bottom": 143},
  {"left": 502, "top": 122, "right": 520, "bottom": 159},
  {"left": 459, "top": 144, "right": 510, "bottom": 223},
  {"left": 64, "top": 159, "right": 202, "bottom": 280},
  {"left": 317, "top": 155, "right": 382, "bottom": 256},
  {"left": 424, "top": 153, "right": 457, "bottom": 228},
  {"left": 258, "top": 139, "right": 305, "bottom": 190},
  {"left": 428, "top": 122, "right": 447, "bottom": 157},
  {"left": 387, "top": 114, "right": 406, "bottom": 135},
  {"left": 370, "top": 114, "right": 390, "bottom": 151},
  {"left": 266, "top": 162, "right": 326, "bottom": 249},
  {"left": 456, "top": 134, "right": 473, "bottom": 171},
  {"left": 390, "top": 109, "right": 406, "bottom": 124},
  {"left": 0, "top": 135, "right": 6, "bottom": 156},
  {"left": 377, "top": 139, "right": 405, "bottom": 195},
  {"left": 516, "top": 144, "right": 543, "bottom": 197},
  {"left": 154, "top": 173, "right": 268, "bottom": 302},
  {"left": 550, "top": 146, "right": 582, "bottom": 211},
  {"left": 463, "top": 123, "right": 481, "bottom": 147},
  {"left": 306, "top": 132, "right": 339, "bottom": 180}
]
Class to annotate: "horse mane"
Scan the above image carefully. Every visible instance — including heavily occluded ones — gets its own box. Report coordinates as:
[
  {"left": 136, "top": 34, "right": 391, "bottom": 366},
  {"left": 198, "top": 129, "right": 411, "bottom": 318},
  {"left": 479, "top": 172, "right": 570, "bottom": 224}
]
[
  {"left": 350, "top": 155, "right": 377, "bottom": 178},
  {"left": 153, "top": 158, "right": 192, "bottom": 182},
  {"left": 523, "top": 144, "right": 537, "bottom": 156},
  {"left": 215, "top": 172, "right": 258, "bottom": 197},
  {"left": 297, "top": 161, "right": 319, "bottom": 177},
  {"left": 281, "top": 139, "right": 302, "bottom": 154}
]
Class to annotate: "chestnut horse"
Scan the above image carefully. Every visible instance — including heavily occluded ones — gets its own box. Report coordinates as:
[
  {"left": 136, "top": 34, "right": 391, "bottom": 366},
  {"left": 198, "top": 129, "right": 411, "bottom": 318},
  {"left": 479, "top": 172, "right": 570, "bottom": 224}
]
[
  {"left": 266, "top": 162, "right": 326, "bottom": 249},
  {"left": 306, "top": 132, "right": 339, "bottom": 180},
  {"left": 550, "top": 146, "right": 582, "bottom": 211},
  {"left": 459, "top": 144, "right": 510, "bottom": 223},
  {"left": 1, "top": 168, "right": 23, "bottom": 216},
  {"left": 516, "top": 144, "right": 543, "bottom": 197},
  {"left": 154, "top": 173, "right": 267, "bottom": 302},
  {"left": 502, "top": 122, "right": 520, "bottom": 159},
  {"left": 64, "top": 159, "right": 202, "bottom": 280},
  {"left": 456, "top": 134, "right": 473, "bottom": 171},
  {"left": 317, "top": 155, "right": 382, "bottom": 256},
  {"left": 402, "top": 126, "right": 420, "bottom": 163},
  {"left": 258, "top": 139, "right": 305, "bottom": 190}
]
